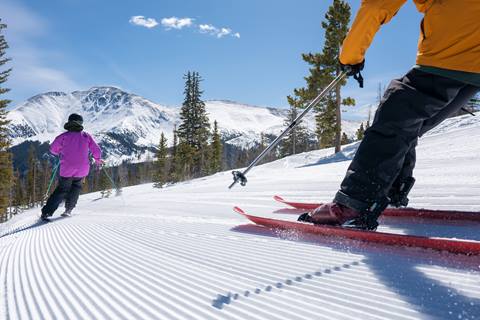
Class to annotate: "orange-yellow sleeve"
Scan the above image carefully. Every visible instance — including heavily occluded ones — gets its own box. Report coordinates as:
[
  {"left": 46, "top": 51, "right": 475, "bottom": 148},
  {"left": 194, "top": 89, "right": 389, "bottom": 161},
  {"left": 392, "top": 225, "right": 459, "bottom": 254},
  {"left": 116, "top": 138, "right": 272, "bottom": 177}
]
[{"left": 339, "top": 0, "right": 407, "bottom": 65}]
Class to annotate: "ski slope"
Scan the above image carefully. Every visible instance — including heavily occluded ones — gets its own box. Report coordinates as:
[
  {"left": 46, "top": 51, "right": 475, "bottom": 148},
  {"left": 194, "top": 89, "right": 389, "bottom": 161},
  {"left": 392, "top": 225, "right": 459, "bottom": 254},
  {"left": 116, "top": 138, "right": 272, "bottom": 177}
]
[{"left": 1, "top": 113, "right": 480, "bottom": 319}]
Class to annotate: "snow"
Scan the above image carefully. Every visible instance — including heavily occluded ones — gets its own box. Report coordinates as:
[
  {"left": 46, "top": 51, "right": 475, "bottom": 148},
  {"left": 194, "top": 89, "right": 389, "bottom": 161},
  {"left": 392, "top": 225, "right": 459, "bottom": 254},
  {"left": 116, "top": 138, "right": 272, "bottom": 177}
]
[{"left": 1, "top": 113, "right": 480, "bottom": 319}]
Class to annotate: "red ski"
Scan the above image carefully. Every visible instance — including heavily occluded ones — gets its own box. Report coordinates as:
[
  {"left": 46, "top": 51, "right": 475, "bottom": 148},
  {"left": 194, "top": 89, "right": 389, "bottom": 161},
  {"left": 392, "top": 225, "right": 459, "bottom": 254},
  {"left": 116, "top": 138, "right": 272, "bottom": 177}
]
[
  {"left": 234, "top": 206, "right": 480, "bottom": 255},
  {"left": 274, "top": 195, "right": 480, "bottom": 222}
]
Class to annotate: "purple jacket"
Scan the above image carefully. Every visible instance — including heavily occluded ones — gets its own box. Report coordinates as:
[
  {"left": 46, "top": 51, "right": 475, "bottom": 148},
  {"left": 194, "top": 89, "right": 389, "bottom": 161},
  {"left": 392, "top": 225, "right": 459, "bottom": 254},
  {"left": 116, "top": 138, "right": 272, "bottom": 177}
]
[{"left": 50, "top": 131, "right": 102, "bottom": 178}]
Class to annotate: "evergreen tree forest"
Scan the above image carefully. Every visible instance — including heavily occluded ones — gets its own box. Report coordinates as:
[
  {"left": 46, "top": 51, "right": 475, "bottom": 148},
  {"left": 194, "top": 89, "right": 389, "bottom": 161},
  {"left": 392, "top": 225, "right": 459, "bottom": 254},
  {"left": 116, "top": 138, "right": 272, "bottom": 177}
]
[{"left": 0, "top": 20, "right": 14, "bottom": 222}]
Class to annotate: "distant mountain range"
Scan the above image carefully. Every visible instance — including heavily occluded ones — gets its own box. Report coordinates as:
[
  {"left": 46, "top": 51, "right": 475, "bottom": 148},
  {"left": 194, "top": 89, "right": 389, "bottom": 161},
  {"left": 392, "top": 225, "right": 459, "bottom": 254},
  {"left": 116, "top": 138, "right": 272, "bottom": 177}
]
[{"left": 7, "top": 86, "right": 362, "bottom": 163}]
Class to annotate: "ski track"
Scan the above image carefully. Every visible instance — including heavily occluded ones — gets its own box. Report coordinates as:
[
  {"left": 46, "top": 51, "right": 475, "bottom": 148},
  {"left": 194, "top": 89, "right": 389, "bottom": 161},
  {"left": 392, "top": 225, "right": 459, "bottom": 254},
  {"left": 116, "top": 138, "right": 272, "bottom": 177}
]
[{"left": 2, "top": 118, "right": 480, "bottom": 319}]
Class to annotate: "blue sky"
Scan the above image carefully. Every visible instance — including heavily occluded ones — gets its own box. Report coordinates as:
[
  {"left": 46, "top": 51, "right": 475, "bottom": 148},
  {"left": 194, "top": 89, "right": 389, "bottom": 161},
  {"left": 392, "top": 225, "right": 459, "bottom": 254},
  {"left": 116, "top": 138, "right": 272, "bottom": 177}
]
[{"left": 1, "top": 0, "right": 423, "bottom": 119}]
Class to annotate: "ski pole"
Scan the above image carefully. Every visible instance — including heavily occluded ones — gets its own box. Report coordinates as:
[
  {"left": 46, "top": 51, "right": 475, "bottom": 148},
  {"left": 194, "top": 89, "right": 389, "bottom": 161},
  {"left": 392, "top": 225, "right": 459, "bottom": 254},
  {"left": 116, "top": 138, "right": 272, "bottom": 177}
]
[
  {"left": 44, "top": 161, "right": 60, "bottom": 200},
  {"left": 228, "top": 71, "right": 347, "bottom": 189}
]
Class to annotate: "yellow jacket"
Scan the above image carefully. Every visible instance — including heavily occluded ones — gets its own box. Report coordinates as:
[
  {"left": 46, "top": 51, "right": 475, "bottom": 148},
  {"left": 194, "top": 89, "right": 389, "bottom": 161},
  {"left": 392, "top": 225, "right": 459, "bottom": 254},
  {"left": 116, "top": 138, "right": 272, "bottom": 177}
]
[{"left": 340, "top": 0, "right": 480, "bottom": 73}]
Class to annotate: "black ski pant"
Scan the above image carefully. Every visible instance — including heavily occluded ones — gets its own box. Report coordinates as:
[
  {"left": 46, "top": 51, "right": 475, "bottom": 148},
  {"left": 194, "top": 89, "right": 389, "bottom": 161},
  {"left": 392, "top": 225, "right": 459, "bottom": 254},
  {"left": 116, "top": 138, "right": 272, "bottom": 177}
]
[
  {"left": 41, "top": 177, "right": 83, "bottom": 217},
  {"left": 393, "top": 79, "right": 479, "bottom": 182},
  {"left": 337, "top": 68, "right": 479, "bottom": 205}
]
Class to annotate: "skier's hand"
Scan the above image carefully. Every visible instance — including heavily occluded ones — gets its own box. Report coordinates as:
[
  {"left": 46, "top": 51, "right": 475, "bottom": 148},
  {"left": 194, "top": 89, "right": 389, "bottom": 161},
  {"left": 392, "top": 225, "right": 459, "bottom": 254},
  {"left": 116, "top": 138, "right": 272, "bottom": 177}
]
[
  {"left": 340, "top": 59, "right": 364, "bottom": 76},
  {"left": 95, "top": 159, "right": 105, "bottom": 170},
  {"left": 340, "top": 59, "right": 364, "bottom": 88}
]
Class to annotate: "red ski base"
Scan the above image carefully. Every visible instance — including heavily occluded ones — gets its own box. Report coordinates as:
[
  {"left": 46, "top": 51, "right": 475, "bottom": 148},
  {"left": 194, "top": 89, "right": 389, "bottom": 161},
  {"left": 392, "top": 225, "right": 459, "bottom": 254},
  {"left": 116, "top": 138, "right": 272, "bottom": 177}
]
[
  {"left": 234, "top": 206, "right": 480, "bottom": 255},
  {"left": 274, "top": 195, "right": 480, "bottom": 222}
]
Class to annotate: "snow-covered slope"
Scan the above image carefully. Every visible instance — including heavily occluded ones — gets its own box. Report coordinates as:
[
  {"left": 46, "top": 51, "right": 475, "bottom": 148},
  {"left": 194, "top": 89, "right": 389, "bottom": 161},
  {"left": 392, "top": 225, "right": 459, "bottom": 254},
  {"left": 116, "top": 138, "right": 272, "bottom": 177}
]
[
  {"left": 1, "top": 113, "right": 479, "bottom": 319},
  {"left": 8, "top": 87, "right": 362, "bottom": 162}
]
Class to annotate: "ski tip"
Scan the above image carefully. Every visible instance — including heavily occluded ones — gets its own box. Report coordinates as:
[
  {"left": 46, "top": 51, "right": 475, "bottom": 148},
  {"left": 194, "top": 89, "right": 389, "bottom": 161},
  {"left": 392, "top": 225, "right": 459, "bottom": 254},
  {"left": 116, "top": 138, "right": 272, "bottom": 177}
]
[
  {"left": 273, "top": 195, "right": 285, "bottom": 202},
  {"left": 233, "top": 206, "right": 246, "bottom": 215}
]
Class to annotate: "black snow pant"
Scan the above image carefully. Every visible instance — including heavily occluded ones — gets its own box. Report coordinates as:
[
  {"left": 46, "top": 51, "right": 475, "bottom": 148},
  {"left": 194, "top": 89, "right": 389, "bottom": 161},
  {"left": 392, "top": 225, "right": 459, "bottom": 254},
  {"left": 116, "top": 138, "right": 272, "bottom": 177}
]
[
  {"left": 41, "top": 177, "right": 83, "bottom": 217},
  {"left": 336, "top": 68, "right": 479, "bottom": 209}
]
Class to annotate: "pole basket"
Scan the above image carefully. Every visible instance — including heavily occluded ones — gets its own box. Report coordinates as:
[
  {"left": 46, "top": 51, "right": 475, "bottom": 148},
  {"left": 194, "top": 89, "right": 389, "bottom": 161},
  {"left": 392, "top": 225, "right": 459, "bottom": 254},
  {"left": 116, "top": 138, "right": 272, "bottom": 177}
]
[{"left": 232, "top": 171, "right": 248, "bottom": 187}]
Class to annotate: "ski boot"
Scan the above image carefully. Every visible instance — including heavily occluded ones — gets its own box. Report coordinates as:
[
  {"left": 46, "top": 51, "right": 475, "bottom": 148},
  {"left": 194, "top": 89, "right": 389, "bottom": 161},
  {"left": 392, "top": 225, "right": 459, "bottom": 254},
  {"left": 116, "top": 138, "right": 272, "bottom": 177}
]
[
  {"left": 388, "top": 177, "right": 415, "bottom": 208},
  {"left": 40, "top": 211, "right": 51, "bottom": 222},
  {"left": 61, "top": 209, "right": 72, "bottom": 217},
  {"left": 298, "top": 202, "right": 359, "bottom": 226}
]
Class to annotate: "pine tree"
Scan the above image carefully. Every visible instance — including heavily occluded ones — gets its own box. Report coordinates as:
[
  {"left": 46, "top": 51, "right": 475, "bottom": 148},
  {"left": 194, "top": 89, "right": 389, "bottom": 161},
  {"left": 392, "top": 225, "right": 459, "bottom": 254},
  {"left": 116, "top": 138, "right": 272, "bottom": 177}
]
[
  {"left": 0, "top": 20, "right": 13, "bottom": 222},
  {"left": 168, "top": 125, "right": 180, "bottom": 182},
  {"left": 153, "top": 133, "right": 168, "bottom": 188},
  {"left": 12, "top": 171, "right": 24, "bottom": 215},
  {"left": 210, "top": 120, "right": 223, "bottom": 174},
  {"left": 280, "top": 97, "right": 310, "bottom": 157},
  {"left": 25, "top": 145, "right": 39, "bottom": 207},
  {"left": 177, "top": 71, "right": 211, "bottom": 178},
  {"left": 356, "top": 122, "right": 365, "bottom": 140},
  {"left": 341, "top": 132, "right": 349, "bottom": 145},
  {"left": 39, "top": 159, "right": 52, "bottom": 206},
  {"left": 117, "top": 162, "right": 128, "bottom": 193},
  {"left": 292, "top": 0, "right": 354, "bottom": 153}
]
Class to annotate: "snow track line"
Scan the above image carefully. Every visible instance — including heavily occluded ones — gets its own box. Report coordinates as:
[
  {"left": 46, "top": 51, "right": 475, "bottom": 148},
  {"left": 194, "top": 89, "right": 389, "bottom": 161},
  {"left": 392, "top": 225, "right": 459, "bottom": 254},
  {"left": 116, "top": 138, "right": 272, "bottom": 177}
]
[
  {"left": 0, "top": 235, "right": 14, "bottom": 318},
  {"left": 163, "top": 233, "right": 421, "bottom": 318},
  {"left": 89, "top": 225, "right": 300, "bottom": 316},
  {"left": 91, "top": 222, "right": 338, "bottom": 317},
  {"left": 100, "top": 222, "right": 421, "bottom": 320},
  {"left": 67, "top": 223, "right": 250, "bottom": 320},
  {"left": 52, "top": 226, "right": 166, "bottom": 320},
  {"left": 107, "top": 222, "right": 409, "bottom": 301},
  {"left": 84, "top": 225, "right": 301, "bottom": 320},
  {"left": 48, "top": 226, "right": 130, "bottom": 319},
  {"left": 23, "top": 231, "right": 57, "bottom": 319},
  {"left": 46, "top": 226, "right": 113, "bottom": 319},
  {"left": 36, "top": 228, "right": 93, "bottom": 320}
]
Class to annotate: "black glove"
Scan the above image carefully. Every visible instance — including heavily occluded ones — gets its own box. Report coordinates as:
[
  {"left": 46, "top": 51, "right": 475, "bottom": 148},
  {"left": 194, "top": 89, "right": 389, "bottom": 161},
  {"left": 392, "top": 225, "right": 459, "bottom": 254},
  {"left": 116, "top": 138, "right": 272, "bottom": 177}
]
[{"left": 340, "top": 60, "right": 365, "bottom": 88}]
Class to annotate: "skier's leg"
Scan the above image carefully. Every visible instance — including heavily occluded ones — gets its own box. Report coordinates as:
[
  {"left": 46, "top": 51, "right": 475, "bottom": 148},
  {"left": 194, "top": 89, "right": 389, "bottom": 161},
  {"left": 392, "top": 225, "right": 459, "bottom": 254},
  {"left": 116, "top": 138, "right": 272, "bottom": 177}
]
[
  {"left": 331, "top": 69, "right": 475, "bottom": 226},
  {"left": 64, "top": 178, "right": 83, "bottom": 213},
  {"left": 41, "top": 177, "right": 73, "bottom": 218},
  {"left": 388, "top": 84, "right": 479, "bottom": 207},
  {"left": 388, "top": 141, "right": 417, "bottom": 207}
]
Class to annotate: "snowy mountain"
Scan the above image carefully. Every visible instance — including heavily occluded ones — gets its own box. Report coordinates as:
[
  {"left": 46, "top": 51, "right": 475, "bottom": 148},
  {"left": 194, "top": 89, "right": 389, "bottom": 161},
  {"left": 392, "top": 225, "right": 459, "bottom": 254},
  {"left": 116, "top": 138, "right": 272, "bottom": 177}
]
[
  {"left": 1, "top": 111, "right": 479, "bottom": 319},
  {"left": 7, "top": 87, "right": 362, "bottom": 162}
]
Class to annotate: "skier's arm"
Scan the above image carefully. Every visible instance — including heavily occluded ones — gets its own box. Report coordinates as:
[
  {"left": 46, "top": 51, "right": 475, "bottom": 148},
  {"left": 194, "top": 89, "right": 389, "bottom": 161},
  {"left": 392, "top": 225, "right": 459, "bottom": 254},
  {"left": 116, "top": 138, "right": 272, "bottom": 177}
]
[
  {"left": 339, "top": 0, "right": 407, "bottom": 65},
  {"left": 88, "top": 134, "right": 102, "bottom": 163},
  {"left": 49, "top": 135, "right": 63, "bottom": 156}
]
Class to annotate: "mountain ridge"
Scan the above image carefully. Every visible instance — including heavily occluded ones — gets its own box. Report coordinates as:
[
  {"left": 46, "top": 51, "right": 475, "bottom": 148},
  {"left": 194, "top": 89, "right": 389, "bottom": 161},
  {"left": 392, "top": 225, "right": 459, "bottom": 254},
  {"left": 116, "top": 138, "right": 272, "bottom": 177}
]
[{"left": 8, "top": 86, "right": 362, "bottom": 163}]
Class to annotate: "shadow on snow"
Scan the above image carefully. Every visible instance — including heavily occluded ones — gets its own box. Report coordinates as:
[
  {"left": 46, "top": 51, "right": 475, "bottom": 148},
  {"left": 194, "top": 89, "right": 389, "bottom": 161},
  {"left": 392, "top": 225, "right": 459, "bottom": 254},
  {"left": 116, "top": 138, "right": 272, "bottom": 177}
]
[{"left": 222, "top": 223, "right": 480, "bottom": 319}]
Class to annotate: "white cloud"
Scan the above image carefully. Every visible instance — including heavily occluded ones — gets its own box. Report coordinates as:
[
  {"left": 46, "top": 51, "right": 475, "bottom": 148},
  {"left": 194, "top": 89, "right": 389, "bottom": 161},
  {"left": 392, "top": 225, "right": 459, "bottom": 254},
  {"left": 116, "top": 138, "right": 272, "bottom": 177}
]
[
  {"left": 161, "top": 17, "right": 193, "bottom": 30},
  {"left": 128, "top": 14, "right": 240, "bottom": 39},
  {"left": 129, "top": 16, "right": 159, "bottom": 29},
  {"left": 198, "top": 24, "right": 240, "bottom": 39},
  {"left": 199, "top": 24, "right": 216, "bottom": 33},
  {"left": 217, "top": 28, "right": 231, "bottom": 38}
]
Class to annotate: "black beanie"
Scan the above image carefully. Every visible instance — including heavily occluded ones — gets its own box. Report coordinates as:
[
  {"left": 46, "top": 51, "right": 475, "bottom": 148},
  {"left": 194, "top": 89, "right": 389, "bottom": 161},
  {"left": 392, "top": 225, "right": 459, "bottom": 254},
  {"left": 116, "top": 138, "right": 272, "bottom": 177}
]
[
  {"left": 68, "top": 113, "right": 83, "bottom": 124},
  {"left": 64, "top": 113, "right": 84, "bottom": 132}
]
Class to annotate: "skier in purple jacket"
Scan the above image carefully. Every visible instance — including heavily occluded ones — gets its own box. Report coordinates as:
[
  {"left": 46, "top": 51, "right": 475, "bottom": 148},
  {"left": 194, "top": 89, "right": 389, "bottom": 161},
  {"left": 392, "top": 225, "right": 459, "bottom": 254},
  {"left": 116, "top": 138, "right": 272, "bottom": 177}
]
[{"left": 41, "top": 113, "right": 102, "bottom": 221}]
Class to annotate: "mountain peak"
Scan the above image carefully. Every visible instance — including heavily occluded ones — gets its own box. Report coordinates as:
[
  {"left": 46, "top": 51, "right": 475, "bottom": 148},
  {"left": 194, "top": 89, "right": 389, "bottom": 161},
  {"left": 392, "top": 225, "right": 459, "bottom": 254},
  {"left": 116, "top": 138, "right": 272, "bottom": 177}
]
[{"left": 26, "top": 91, "right": 67, "bottom": 103}]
